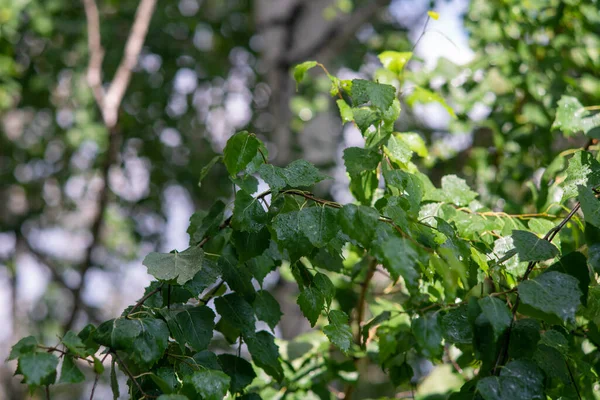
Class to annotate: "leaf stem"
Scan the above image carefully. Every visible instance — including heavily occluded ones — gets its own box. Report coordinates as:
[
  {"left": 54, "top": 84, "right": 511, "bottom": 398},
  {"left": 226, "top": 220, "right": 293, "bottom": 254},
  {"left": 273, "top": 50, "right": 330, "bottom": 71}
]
[{"left": 126, "top": 283, "right": 164, "bottom": 318}]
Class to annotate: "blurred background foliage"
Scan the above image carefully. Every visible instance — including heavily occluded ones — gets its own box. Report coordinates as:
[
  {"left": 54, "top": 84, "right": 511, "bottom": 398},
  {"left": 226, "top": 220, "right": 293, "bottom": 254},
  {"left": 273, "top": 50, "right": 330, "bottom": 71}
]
[{"left": 0, "top": 0, "right": 599, "bottom": 398}]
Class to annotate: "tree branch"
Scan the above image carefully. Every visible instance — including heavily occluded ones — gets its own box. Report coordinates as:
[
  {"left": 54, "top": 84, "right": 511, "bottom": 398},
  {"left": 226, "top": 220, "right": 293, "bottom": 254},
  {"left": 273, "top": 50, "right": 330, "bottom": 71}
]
[
  {"left": 65, "top": 0, "right": 157, "bottom": 331},
  {"left": 103, "top": 0, "right": 157, "bottom": 128}
]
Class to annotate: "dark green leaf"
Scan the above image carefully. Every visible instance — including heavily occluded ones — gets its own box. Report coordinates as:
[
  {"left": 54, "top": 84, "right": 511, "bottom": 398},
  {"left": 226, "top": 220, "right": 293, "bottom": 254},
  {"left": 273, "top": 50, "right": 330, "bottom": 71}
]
[
  {"left": 163, "top": 306, "right": 215, "bottom": 352},
  {"left": 257, "top": 164, "right": 287, "bottom": 194},
  {"left": 299, "top": 206, "right": 339, "bottom": 248},
  {"left": 353, "top": 107, "right": 381, "bottom": 133},
  {"left": 245, "top": 331, "right": 283, "bottom": 382},
  {"left": 511, "top": 230, "right": 559, "bottom": 262},
  {"left": 338, "top": 204, "right": 379, "bottom": 247},
  {"left": 479, "top": 297, "right": 511, "bottom": 340},
  {"left": 232, "top": 189, "right": 268, "bottom": 232},
  {"left": 441, "top": 305, "right": 473, "bottom": 345},
  {"left": 297, "top": 287, "right": 324, "bottom": 327},
  {"left": 223, "top": 131, "right": 261, "bottom": 176},
  {"left": 284, "top": 160, "right": 329, "bottom": 188},
  {"left": 9, "top": 336, "right": 38, "bottom": 360},
  {"left": 130, "top": 318, "right": 170, "bottom": 367},
  {"left": 59, "top": 355, "right": 85, "bottom": 384},
  {"left": 157, "top": 395, "right": 189, "bottom": 400},
  {"left": 17, "top": 352, "right": 58, "bottom": 386},
  {"left": 183, "top": 369, "right": 230, "bottom": 400},
  {"left": 518, "top": 271, "right": 582, "bottom": 323},
  {"left": 412, "top": 313, "right": 442, "bottom": 359},
  {"left": 215, "top": 293, "right": 256, "bottom": 336},
  {"left": 351, "top": 79, "right": 396, "bottom": 112},
  {"left": 61, "top": 331, "right": 90, "bottom": 357},
  {"left": 246, "top": 252, "right": 277, "bottom": 286},
  {"left": 533, "top": 344, "right": 570, "bottom": 383},
  {"left": 110, "top": 358, "right": 119, "bottom": 399},
  {"left": 253, "top": 290, "right": 282, "bottom": 330},
  {"left": 271, "top": 210, "right": 314, "bottom": 261},
  {"left": 143, "top": 246, "right": 205, "bottom": 285},
  {"left": 508, "top": 319, "right": 540, "bottom": 360},
  {"left": 546, "top": 251, "right": 590, "bottom": 306},
  {"left": 198, "top": 155, "right": 222, "bottom": 187},
  {"left": 323, "top": 310, "right": 353, "bottom": 354},
  {"left": 231, "top": 174, "right": 259, "bottom": 194},
  {"left": 218, "top": 354, "right": 256, "bottom": 393},
  {"left": 372, "top": 233, "right": 420, "bottom": 291},
  {"left": 219, "top": 245, "right": 256, "bottom": 302},
  {"left": 343, "top": 147, "right": 381, "bottom": 176},
  {"left": 189, "top": 200, "right": 226, "bottom": 244},
  {"left": 231, "top": 228, "right": 271, "bottom": 263},
  {"left": 313, "top": 273, "right": 335, "bottom": 307}
]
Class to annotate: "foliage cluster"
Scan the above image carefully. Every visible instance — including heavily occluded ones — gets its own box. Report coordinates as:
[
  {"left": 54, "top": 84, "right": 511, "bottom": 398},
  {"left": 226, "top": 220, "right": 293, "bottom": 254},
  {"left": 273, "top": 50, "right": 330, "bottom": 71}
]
[{"left": 9, "top": 45, "right": 600, "bottom": 400}]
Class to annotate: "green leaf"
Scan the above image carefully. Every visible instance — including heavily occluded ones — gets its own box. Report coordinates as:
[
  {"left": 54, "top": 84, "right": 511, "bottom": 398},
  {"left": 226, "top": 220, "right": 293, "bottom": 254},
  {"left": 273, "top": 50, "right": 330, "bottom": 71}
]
[
  {"left": 293, "top": 61, "right": 318, "bottom": 86},
  {"left": 198, "top": 155, "right": 222, "bottom": 187},
  {"left": 253, "top": 290, "right": 282, "bottom": 330},
  {"left": 218, "top": 354, "right": 256, "bottom": 394},
  {"left": 271, "top": 211, "right": 314, "bottom": 261},
  {"left": 533, "top": 344, "right": 570, "bottom": 383},
  {"left": 372, "top": 233, "right": 420, "bottom": 291},
  {"left": 378, "top": 51, "right": 412, "bottom": 75},
  {"left": 561, "top": 150, "right": 600, "bottom": 201},
  {"left": 110, "top": 358, "right": 119, "bottom": 399},
  {"left": 9, "top": 336, "right": 38, "bottom": 360},
  {"left": 427, "top": 174, "right": 477, "bottom": 206},
  {"left": 353, "top": 106, "right": 381, "bottom": 134},
  {"left": 383, "top": 168, "right": 423, "bottom": 213},
  {"left": 508, "top": 319, "right": 541, "bottom": 360},
  {"left": 219, "top": 244, "right": 256, "bottom": 302},
  {"left": 163, "top": 306, "right": 215, "bottom": 352},
  {"left": 518, "top": 271, "right": 582, "bottom": 323},
  {"left": 338, "top": 204, "right": 379, "bottom": 247},
  {"left": 511, "top": 230, "right": 559, "bottom": 262},
  {"left": 412, "top": 313, "right": 443, "bottom": 359},
  {"left": 94, "top": 318, "right": 169, "bottom": 367},
  {"left": 232, "top": 189, "right": 268, "bottom": 232},
  {"left": 245, "top": 331, "right": 283, "bottom": 382},
  {"left": 188, "top": 200, "right": 226, "bottom": 244},
  {"left": 313, "top": 273, "right": 335, "bottom": 307},
  {"left": 323, "top": 310, "right": 353, "bottom": 354},
  {"left": 231, "top": 228, "right": 271, "bottom": 263},
  {"left": 348, "top": 170, "right": 379, "bottom": 206},
  {"left": 546, "top": 252, "right": 590, "bottom": 306},
  {"left": 351, "top": 79, "right": 396, "bottom": 112},
  {"left": 337, "top": 99, "right": 353, "bottom": 123},
  {"left": 579, "top": 184, "right": 600, "bottom": 228},
  {"left": 130, "top": 318, "right": 170, "bottom": 367},
  {"left": 215, "top": 293, "right": 256, "bottom": 337},
  {"left": 397, "top": 132, "right": 428, "bottom": 157},
  {"left": 441, "top": 305, "right": 473, "bottom": 345},
  {"left": 223, "top": 131, "right": 262, "bottom": 176},
  {"left": 406, "top": 86, "right": 456, "bottom": 118},
  {"left": 552, "top": 95, "right": 600, "bottom": 137},
  {"left": 231, "top": 174, "right": 259, "bottom": 194},
  {"left": 257, "top": 164, "right": 287, "bottom": 194},
  {"left": 183, "top": 369, "right": 230, "bottom": 400},
  {"left": 384, "top": 134, "right": 413, "bottom": 165},
  {"left": 297, "top": 287, "right": 324, "bottom": 327},
  {"left": 246, "top": 252, "right": 277, "bottom": 286},
  {"left": 477, "top": 360, "right": 544, "bottom": 400},
  {"left": 299, "top": 206, "right": 339, "bottom": 248},
  {"left": 282, "top": 159, "right": 329, "bottom": 188},
  {"left": 343, "top": 147, "right": 381, "bottom": 176},
  {"left": 478, "top": 297, "right": 512, "bottom": 340},
  {"left": 61, "top": 331, "right": 90, "bottom": 357},
  {"left": 143, "top": 246, "right": 204, "bottom": 285},
  {"left": 58, "top": 355, "right": 85, "bottom": 384},
  {"left": 17, "top": 352, "right": 58, "bottom": 386},
  {"left": 158, "top": 396, "right": 189, "bottom": 400}
]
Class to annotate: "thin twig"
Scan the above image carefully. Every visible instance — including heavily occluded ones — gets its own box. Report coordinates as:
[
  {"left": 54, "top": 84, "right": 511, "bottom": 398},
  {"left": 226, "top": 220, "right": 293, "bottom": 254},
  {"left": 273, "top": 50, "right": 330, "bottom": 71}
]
[
  {"left": 89, "top": 353, "right": 110, "bottom": 400},
  {"left": 565, "top": 359, "right": 582, "bottom": 400},
  {"left": 102, "top": 0, "right": 157, "bottom": 128},
  {"left": 126, "top": 283, "right": 164, "bottom": 318},
  {"left": 112, "top": 351, "right": 157, "bottom": 398}
]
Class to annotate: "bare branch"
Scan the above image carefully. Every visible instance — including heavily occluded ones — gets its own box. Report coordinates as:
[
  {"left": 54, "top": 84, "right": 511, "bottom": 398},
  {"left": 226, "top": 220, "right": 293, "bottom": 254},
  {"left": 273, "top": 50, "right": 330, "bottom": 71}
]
[
  {"left": 82, "top": 0, "right": 105, "bottom": 108},
  {"left": 103, "top": 0, "right": 157, "bottom": 128}
]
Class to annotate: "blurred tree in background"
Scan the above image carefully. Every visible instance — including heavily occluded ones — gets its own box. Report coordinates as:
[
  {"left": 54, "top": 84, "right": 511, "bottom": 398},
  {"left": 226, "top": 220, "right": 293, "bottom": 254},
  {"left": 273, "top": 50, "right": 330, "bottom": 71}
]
[{"left": 0, "top": 0, "right": 599, "bottom": 398}]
